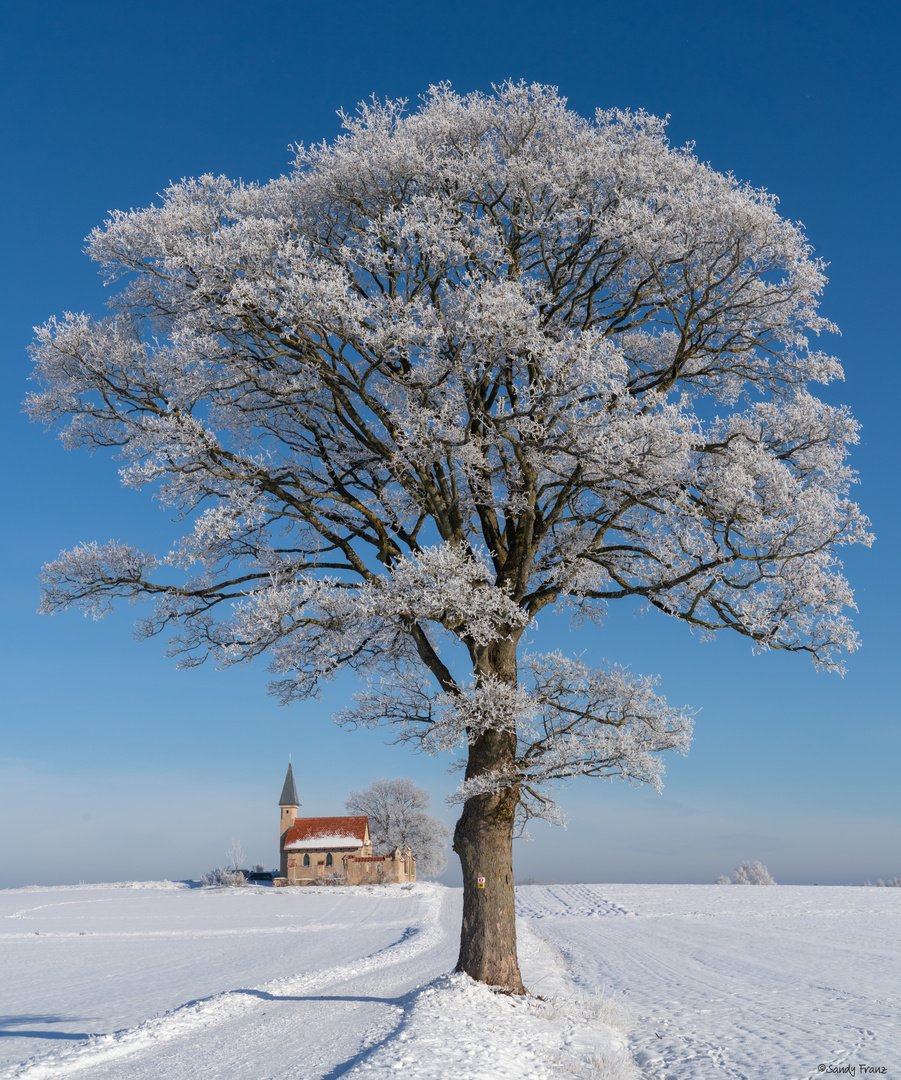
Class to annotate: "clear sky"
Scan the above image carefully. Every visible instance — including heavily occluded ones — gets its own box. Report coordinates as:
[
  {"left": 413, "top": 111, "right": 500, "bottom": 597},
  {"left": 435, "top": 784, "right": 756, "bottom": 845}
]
[{"left": 1, "top": 0, "right": 898, "bottom": 890}]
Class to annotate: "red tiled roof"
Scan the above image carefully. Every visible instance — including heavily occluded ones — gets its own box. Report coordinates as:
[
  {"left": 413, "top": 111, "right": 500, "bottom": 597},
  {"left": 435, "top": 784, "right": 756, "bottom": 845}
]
[{"left": 284, "top": 815, "right": 369, "bottom": 848}]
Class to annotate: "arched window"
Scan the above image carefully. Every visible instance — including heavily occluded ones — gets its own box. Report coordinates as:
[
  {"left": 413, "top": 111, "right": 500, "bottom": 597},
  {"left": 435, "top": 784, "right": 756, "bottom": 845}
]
[
  {"left": 303, "top": 854, "right": 310, "bottom": 867},
  {"left": 326, "top": 853, "right": 333, "bottom": 867}
]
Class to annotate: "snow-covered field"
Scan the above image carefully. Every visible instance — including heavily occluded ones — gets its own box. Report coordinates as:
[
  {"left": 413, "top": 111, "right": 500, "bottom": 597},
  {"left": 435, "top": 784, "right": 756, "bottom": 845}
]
[{"left": 1, "top": 881, "right": 897, "bottom": 1079}]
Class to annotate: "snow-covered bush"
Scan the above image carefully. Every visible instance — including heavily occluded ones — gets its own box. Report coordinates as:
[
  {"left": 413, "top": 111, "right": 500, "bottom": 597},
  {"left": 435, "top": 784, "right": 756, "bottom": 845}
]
[
  {"left": 313, "top": 872, "right": 348, "bottom": 886},
  {"left": 202, "top": 867, "right": 246, "bottom": 887},
  {"left": 586, "top": 1048, "right": 640, "bottom": 1080},
  {"left": 716, "top": 862, "right": 776, "bottom": 885},
  {"left": 728, "top": 861, "right": 776, "bottom": 885},
  {"left": 545, "top": 990, "right": 638, "bottom": 1080},
  {"left": 865, "top": 877, "right": 901, "bottom": 887}
]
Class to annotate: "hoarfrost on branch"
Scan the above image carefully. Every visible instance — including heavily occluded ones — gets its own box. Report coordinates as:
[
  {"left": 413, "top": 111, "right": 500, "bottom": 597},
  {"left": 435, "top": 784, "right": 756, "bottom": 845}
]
[{"left": 29, "top": 82, "right": 871, "bottom": 828}]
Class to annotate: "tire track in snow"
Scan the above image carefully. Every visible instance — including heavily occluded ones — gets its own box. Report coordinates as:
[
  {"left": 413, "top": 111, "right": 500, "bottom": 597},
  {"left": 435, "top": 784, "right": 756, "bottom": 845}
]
[
  {"left": 516, "top": 883, "right": 637, "bottom": 921},
  {"left": 5, "top": 900, "right": 122, "bottom": 920},
  {"left": 0, "top": 923, "right": 403, "bottom": 942},
  {"left": 519, "top": 884, "right": 901, "bottom": 1080},
  {"left": 3, "top": 886, "right": 452, "bottom": 1080}
]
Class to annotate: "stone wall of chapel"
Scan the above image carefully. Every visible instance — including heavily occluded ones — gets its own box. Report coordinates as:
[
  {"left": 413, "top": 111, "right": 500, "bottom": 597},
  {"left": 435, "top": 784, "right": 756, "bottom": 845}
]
[
  {"left": 285, "top": 847, "right": 366, "bottom": 883},
  {"left": 278, "top": 836, "right": 415, "bottom": 887},
  {"left": 281, "top": 849, "right": 416, "bottom": 885}
]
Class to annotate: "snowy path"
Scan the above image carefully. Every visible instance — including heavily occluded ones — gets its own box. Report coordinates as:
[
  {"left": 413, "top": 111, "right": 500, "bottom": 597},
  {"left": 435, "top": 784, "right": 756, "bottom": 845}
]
[
  {"left": 1, "top": 883, "right": 626, "bottom": 1080},
  {"left": 518, "top": 883, "right": 901, "bottom": 1079},
  {"left": 1, "top": 883, "right": 460, "bottom": 1079}
]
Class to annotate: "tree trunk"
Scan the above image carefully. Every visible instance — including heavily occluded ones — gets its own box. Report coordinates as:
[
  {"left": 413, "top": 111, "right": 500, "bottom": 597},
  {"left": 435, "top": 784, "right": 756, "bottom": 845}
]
[{"left": 453, "top": 727, "right": 526, "bottom": 994}]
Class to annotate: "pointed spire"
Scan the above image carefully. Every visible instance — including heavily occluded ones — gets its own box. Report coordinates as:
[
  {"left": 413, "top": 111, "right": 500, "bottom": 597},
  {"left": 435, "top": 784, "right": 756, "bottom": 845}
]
[{"left": 279, "top": 761, "right": 299, "bottom": 807}]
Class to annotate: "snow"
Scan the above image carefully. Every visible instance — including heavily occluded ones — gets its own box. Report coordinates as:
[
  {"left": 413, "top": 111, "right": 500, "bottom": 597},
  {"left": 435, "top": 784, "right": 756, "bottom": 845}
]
[
  {"left": 517, "top": 883, "right": 901, "bottom": 1078},
  {"left": 1, "top": 881, "right": 898, "bottom": 1078},
  {"left": 284, "top": 836, "right": 366, "bottom": 849}
]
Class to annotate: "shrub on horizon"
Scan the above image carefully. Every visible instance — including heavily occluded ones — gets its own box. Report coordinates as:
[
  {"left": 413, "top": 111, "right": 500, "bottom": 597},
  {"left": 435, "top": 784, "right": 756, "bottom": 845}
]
[
  {"left": 718, "top": 861, "right": 777, "bottom": 885},
  {"left": 202, "top": 867, "right": 246, "bottom": 887}
]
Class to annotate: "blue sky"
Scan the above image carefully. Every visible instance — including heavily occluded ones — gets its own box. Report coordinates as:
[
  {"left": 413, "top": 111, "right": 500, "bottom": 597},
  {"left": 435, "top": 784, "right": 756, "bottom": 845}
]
[{"left": 1, "top": 0, "right": 897, "bottom": 889}]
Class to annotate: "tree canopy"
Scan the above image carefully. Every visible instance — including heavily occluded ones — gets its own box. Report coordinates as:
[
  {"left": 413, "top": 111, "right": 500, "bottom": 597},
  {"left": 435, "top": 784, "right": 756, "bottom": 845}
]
[
  {"left": 346, "top": 777, "right": 450, "bottom": 878},
  {"left": 28, "top": 82, "right": 870, "bottom": 989}
]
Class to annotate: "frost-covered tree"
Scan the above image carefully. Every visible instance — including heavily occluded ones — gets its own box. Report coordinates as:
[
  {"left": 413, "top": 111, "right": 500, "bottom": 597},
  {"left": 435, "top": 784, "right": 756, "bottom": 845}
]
[
  {"left": 345, "top": 777, "right": 451, "bottom": 878},
  {"left": 730, "top": 861, "right": 777, "bottom": 885},
  {"left": 226, "top": 838, "right": 245, "bottom": 874},
  {"left": 28, "top": 83, "right": 869, "bottom": 992}
]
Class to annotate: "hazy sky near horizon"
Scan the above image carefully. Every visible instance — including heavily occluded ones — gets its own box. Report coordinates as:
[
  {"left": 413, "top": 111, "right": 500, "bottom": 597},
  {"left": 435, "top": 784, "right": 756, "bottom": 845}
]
[{"left": 1, "top": 0, "right": 898, "bottom": 890}]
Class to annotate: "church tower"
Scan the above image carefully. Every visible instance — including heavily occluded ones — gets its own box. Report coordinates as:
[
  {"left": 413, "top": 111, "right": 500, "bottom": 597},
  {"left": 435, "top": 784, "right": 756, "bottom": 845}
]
[{"left": 278, "top": 760, "right": 300, "bottom": 878}]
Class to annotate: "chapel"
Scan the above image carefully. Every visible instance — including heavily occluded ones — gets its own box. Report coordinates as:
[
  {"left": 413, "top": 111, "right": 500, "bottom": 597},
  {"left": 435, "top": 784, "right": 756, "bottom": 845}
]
[{"left": 276, "top": 762, "right": 416, "bottom": 886}]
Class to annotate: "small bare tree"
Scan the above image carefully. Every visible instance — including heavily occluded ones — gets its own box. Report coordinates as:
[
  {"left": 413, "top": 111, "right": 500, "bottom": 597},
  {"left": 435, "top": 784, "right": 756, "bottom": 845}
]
[
  {"left": 226, "top": 839, "right": 245, "bottom": 874},
  {"left": 29, "top": 83, "right": 869, "bottom": 991}
]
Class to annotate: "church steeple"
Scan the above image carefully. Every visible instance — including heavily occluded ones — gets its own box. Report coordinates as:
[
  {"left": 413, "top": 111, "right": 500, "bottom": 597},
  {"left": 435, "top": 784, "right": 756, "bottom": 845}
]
[
  {"left": 279, "top": 760, "right": 299, "bottom": 808},
  {"left": 278, "top": 760, "right": 300, "bottom": 879}
]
